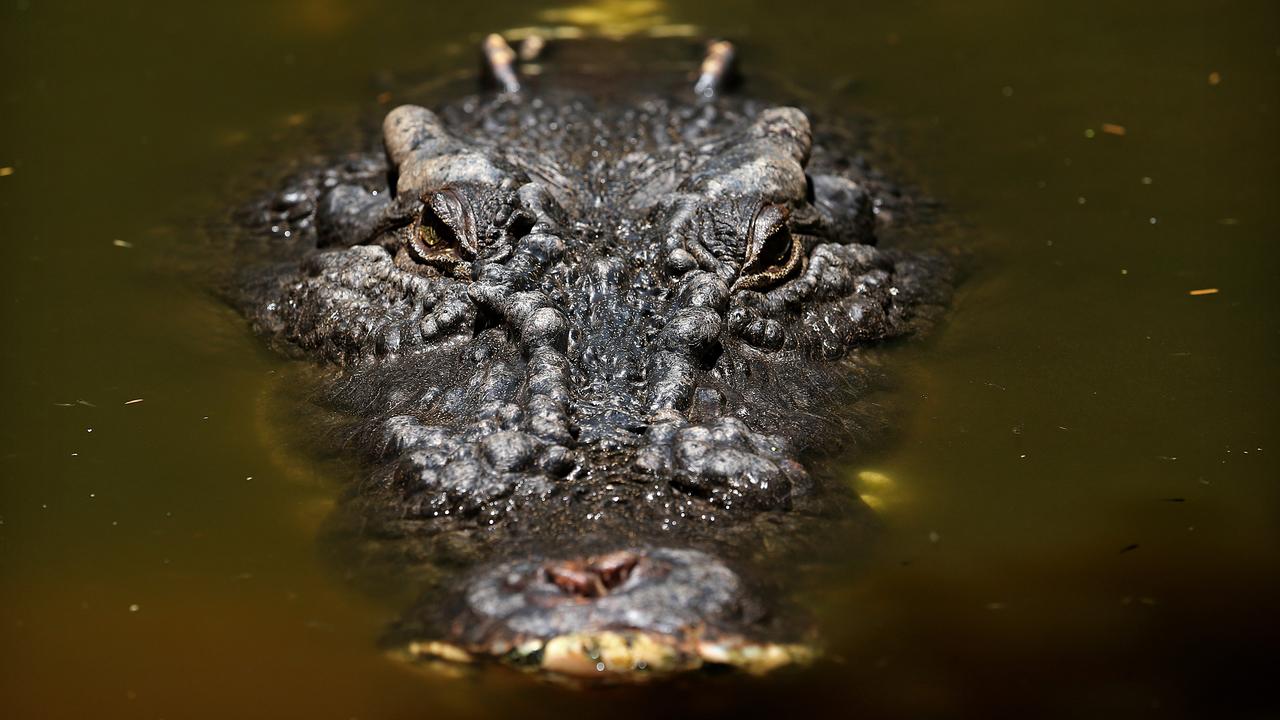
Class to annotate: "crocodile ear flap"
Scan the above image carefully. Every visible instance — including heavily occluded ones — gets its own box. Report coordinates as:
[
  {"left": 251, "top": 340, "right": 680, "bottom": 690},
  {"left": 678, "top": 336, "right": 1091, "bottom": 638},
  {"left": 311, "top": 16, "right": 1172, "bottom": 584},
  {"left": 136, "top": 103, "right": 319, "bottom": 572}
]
[
  {"left": 811, "top": 174, "right": 878, "bottom": 246},
  {"left": 732, "top": 203, "right": 806, "bottom": 292}
]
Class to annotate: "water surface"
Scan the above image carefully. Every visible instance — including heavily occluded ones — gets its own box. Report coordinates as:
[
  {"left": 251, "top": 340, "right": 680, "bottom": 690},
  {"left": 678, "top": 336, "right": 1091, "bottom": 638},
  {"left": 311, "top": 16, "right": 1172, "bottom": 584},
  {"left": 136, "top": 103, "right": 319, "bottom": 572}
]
[{"left": 2, "top": 1, "right": 1277, "bottom": 717}]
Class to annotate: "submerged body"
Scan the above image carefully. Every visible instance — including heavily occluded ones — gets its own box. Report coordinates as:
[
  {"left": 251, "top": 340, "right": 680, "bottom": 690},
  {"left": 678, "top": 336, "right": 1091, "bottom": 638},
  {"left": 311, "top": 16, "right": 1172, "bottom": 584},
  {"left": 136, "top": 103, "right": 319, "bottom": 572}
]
[{"left": 236, "top": 34, "right": 950, "bottom": 679}]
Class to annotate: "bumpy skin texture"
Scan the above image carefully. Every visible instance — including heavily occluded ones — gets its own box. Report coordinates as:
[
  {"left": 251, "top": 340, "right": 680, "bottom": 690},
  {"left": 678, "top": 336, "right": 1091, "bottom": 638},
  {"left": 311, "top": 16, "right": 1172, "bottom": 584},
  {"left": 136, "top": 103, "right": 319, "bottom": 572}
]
[{"left": 237, "top": 39, "right": 949, "bottom": 678}]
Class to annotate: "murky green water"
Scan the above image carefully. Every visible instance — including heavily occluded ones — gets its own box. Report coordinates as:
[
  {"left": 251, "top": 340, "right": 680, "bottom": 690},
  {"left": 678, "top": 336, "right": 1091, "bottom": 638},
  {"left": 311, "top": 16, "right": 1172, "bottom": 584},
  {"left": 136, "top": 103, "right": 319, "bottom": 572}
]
[{"left": 2, "top": 1, "right": 1277, "bottom": 717}]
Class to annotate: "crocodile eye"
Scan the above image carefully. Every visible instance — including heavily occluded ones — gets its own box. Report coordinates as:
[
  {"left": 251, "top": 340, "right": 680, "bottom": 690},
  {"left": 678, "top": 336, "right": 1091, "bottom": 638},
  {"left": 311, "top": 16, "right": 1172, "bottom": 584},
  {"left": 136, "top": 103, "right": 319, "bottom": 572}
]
[
  {"left": 733, "top": 203, "right": 805, "bottom": 292},
  {"left": 406, "top": 188, "right": 478, "bottom": 273}
]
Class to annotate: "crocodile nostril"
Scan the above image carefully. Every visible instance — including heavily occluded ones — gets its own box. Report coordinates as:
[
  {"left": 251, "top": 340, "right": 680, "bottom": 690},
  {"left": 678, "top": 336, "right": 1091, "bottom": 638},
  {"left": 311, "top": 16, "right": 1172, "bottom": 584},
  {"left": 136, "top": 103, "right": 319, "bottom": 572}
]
[
  {"left": 544, "top": 564, "right": 606, "bottom": 598},
  {"left": 542, "top": 550, "right": 641, "bottom": 599},
  {"left": 592, "top": 550, "right": 640, "bottom": 589}
]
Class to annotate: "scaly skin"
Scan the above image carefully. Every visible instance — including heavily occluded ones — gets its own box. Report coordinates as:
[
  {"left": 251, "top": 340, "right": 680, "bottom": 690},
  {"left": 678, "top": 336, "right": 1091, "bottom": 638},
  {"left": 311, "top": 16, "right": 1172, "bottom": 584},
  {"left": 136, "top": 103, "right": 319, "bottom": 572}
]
[{"left": 234, "top": 35, "right": 951, "bottom": 681}]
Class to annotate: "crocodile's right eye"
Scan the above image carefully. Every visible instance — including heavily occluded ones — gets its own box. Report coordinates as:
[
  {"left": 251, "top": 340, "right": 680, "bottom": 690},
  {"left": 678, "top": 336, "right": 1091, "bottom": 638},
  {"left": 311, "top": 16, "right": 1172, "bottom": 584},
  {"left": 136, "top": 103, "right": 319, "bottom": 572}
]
[
  {"left": 406, "top": 188, "right": 478, "bottom": 274},
  {"left": 732, "top": 203, "right": 806, "bottom": 292}
]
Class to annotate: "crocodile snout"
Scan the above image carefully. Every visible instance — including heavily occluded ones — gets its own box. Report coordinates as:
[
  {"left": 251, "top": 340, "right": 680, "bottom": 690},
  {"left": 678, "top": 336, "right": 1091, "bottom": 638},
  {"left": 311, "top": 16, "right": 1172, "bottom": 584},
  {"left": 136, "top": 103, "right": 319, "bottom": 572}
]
[{"left": 394, "top": 547, "right": 816, "bottom": 680}]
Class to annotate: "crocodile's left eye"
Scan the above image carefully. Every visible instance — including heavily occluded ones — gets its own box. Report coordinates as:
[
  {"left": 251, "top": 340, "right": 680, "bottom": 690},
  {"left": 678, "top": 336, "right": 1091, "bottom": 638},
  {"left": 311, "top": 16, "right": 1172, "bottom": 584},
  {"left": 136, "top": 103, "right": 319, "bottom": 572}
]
[
  {"left": 406, "top": 188, "right": 478, "bottom": 274},
  {"left": 732, "top": 203, "right": 805, "bottom": 292}
]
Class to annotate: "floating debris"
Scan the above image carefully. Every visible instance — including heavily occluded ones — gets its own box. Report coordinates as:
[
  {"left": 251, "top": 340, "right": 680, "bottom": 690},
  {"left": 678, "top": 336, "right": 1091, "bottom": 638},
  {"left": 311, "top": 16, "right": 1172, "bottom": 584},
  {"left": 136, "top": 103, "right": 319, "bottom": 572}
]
[
  {"left": 1119, "top": 543, "right": 1140, "bottom": 554},
  {"left": 1101, "top": 123, "right": 1127, "bottom": 136},
  {"left": 1208, "top": 71, "right": 1221, "bottom": 86},
  {"left": 112, "top": 239, "right": 133, "bottom": 248},
  {"left": 376, "top": 91, "right": 393, "bottom": 104},
  {"left": 55, "top": 399, "right": 97, "bottom": 408},
  {"left": 1188, "top": 288, "right": 1220, "bottom": 296},
  {"left": 0, "top": 166, "right": 13, "bottom": 177},
  {"left": 124, "top": 398, "right": 144, "bottom": 405},
  {"left": 128, "top": 604, "right": 140, "bottom": 612}
]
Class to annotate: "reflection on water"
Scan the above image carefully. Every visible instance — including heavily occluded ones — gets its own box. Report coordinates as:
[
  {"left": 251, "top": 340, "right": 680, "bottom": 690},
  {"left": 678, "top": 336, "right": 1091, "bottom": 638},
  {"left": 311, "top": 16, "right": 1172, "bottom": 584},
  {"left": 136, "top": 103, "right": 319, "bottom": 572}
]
[{"left": 1, "top": 1, "right": 1277, "bottom": 717}]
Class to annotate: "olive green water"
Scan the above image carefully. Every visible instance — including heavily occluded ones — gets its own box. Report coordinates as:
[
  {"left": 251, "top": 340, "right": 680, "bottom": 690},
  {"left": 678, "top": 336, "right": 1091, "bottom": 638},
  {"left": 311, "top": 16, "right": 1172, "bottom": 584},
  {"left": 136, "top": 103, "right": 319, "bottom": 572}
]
[{"left": 2, "top": 1, "right": 1277, "bottom": 717}]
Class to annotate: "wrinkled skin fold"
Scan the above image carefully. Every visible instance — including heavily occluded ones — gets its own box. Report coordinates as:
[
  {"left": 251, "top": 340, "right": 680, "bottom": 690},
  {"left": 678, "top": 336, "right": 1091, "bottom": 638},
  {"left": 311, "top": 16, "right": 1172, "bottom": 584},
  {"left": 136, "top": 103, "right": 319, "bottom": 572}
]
[{"left": 235, "top": 36, "right": 950, "bottom": 681}]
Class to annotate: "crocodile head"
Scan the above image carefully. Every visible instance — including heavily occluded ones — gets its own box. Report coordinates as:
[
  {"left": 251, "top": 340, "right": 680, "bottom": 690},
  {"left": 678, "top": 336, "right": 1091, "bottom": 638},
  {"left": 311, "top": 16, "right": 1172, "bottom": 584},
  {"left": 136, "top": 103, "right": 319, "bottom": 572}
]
[{"left": 238, "top": 35, "right": 949, "bottom": 681}]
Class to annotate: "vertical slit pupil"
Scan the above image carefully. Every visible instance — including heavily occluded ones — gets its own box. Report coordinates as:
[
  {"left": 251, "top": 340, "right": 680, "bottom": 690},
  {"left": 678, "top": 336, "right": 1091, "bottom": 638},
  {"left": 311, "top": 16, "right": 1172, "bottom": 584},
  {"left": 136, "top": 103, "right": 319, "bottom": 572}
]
[{"left": 755, "top": 228, "right": 792, "bottom": 270}]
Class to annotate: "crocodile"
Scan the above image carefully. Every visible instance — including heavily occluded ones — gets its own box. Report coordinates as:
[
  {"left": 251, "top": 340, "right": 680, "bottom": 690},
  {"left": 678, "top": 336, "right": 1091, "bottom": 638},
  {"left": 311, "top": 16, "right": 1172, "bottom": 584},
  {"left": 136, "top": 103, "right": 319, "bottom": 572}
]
[{"left": 233, "top": 32, "right": 951, "bottom": 681}]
